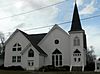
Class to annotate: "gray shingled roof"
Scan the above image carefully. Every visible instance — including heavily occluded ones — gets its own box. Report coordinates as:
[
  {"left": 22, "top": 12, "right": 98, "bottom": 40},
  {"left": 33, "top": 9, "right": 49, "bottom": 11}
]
[
  {"left": 19, "top": 30, "right": 47, "bottom": 56},
  {"left": 28, "top": 33, "right": 47, "bottom": 44}
]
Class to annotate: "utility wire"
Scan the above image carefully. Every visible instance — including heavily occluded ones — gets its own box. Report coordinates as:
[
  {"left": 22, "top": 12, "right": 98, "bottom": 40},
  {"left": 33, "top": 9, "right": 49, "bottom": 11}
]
[
  {"left": 4, "top": 13, "right": 100, "bottom": 35},
  {"left": 24, "top": 25, "right": 54, "bottom": 31},
  {"left": 23, "top": 14, "right": 100, "bottom": 31},
  {"left": 1, "top": 0, "right": 100, "bottom": 34},
  {"left": 0, "top": 1, "right": 66, "bottom": 20},
  {"left": 81, "top": 14, "right": 100, "bottom": 20},
  {"left": 3, "top": 13, "right": 100, "bottom": 34}
]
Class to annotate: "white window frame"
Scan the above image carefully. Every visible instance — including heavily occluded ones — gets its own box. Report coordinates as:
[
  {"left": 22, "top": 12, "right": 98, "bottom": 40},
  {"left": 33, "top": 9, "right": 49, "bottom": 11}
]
[
  {"left": 17, "top": 56, "right": 21, "bottom": 62},
  {"left": 74, "top": 36, "right": 80, "bottom": 46},
  {"left": 12, "top": 43, "right": 22, "bottom": 51},
  {"left": 28, "top": 49, "right": 34, "bottom": 57},
  {"left": 28, "top": 60, "right": 34, "bottom": 66},
  {"left": 12, "top": 56, "right": 16, "bottom": 62},
  {"left": 52, "top": 54, "right": 62, "bottom": 67},
  {"left": 12, "top": 56, "right": 21, "bottom": 63}
]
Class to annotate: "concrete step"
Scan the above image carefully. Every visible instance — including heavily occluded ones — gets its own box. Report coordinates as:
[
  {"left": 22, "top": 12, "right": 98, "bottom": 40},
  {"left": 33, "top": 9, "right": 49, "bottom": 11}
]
[{"left": 72, "top": 66, "right": 82, "bottom": 71}]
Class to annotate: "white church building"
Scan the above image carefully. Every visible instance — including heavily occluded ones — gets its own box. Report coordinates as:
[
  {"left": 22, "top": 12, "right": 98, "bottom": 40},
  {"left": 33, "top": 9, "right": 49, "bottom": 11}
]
[{"left": 4, "top": 3, "right": 87, "bottom": 71}]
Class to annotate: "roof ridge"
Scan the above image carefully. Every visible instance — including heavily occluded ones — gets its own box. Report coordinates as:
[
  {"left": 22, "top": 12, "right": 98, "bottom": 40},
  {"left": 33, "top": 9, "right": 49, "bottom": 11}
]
[
  {"left": 29, "top": 33, "right": 47, "bottom": 36},
  {"left": 17, "top": 29, "right": 28, "bottom": 35},
  {"left": 18, "top": 29, "right": 47, "bottom": 56}
]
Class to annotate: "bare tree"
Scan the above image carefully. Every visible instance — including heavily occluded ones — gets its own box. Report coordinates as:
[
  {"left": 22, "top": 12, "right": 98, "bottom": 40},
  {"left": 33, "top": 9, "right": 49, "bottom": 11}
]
[
  {"left": 86, "top": 46, "right": 96, "bottom": 63},
  {"left": 0, "top": 32, "right": 5, "bottom": 54},
  {"left": 85, "top": 46, "right": 96, "bottom": 71}
]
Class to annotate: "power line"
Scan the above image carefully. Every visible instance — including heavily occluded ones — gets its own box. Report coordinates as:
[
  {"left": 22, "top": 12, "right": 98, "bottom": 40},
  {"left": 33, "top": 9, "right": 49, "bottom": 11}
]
[
  {"left": 24, "top": 25, "right": 54, "bottom": 31},
  {"left": 0, "top": 0, "right": 99, "bottom": 21},
  {"left": 1, "top": 0, "right": 100, "bottom": 34},
  {"left": 3, "top": 13, "right": 100, "bottom": 35},
  {"left": 23, "top": 14, "right": 100, "bottom": 32},
  {"left": 4, "top": 13, "right": 100, "bottom": 36},
  {"left": 81, "top": 14, "right": 100, "bottom": 20},
  {"left": 0, "top": 1, "right": 66, "bottom": 20}
]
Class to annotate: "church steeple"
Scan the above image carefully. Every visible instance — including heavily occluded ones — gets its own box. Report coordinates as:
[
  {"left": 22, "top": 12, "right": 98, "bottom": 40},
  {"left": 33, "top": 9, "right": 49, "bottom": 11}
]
[{"left": 69, "top": 2, "right": 83, "bottom": 31}]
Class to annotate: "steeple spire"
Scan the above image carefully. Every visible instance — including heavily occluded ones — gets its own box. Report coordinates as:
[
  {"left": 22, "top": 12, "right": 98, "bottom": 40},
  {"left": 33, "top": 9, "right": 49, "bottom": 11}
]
[
  {"left": 75, "top": 0, "right": 77, "bottom": 3},
  {"left": 69, "top": 2, "right": 83, "bottom": 31}
]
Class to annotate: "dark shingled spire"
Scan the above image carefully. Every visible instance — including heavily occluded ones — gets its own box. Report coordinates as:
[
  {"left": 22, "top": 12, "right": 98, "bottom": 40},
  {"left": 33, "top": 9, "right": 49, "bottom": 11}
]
[{"left": 70, "top": 3, "right": 83, "bottom": 31}]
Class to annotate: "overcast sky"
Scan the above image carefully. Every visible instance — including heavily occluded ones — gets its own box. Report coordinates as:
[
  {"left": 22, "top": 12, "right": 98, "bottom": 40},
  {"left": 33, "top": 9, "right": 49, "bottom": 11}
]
[{"left": 0, "top": 0, "right": 100, "bottom": 57}]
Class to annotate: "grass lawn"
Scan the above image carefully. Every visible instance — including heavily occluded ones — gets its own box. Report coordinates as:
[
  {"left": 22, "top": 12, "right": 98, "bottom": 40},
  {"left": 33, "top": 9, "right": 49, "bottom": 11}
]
[
  {"left": 0, "top": 70, "right": 32, "bottom": 74},
  {"left": 0, "top": 70, "right": 100, "bottom": 74},
  {"left": 37, "top": 71, "right": 100, "bottom": 74}
]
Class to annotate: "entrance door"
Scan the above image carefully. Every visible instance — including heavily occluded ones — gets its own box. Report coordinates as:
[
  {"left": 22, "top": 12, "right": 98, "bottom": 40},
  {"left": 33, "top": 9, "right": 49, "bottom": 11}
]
[
  {"left": 27, "top": 60, "right": 34, "bottom": 70},
  {"left": 52, "top": 49, "right": 62, "bottom": 67}
]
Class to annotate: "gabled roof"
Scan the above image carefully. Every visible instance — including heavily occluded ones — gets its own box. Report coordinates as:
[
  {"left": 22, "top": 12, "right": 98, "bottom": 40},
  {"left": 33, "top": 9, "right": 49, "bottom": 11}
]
[
  {"left": 52, "top": 49, "right": 62, "bottom": 54},
  {"left": 19, "top": 29, "right": 47, "bottom": 56},
  {"left": 5, "top": 29, "right": 21, "bottom": 45},
  {"left": 74, "top": 49, "right": 81, "bottom": 53},
  {"left": 69, "top": 3, "right": 83, "bottom": 31},
  {"left": 18, "top": 29, "right": 47, "bottom": 44},
  {"left": 5, "top": 29, "right": 47, "bottom": 56},
  {"left": 28, "top": 33, "right": 47, "bottom": 44},
  {"left": 38, "top": 24, "right": 69, "bottom": 45}
]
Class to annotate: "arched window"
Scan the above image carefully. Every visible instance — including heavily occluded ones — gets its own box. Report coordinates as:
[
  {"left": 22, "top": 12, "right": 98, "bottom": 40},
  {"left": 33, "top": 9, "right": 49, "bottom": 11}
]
[
  {"left": 52, "top": 49, "right": 62, "bottom": 67},
  {"left": 73, "top": 49, "right": 81, "bottom": 62},
  {"left": 74, "top": 36, "right": 80, "bottom": 46},
  {"left": 12, "top": 43, "right": 22, "bottom": 51},
  {"left": 28, "top": 49, "right": 34, "bottom": 57},
  {"left": 73, "top": 49, "right": 81, "bottom": 56}
]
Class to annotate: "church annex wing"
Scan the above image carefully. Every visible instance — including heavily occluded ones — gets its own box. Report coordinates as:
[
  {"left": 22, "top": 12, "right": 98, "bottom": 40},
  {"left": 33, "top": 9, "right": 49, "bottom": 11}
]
[{"left": 5, "top": 29, "right": 47, "bottom": 56}]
